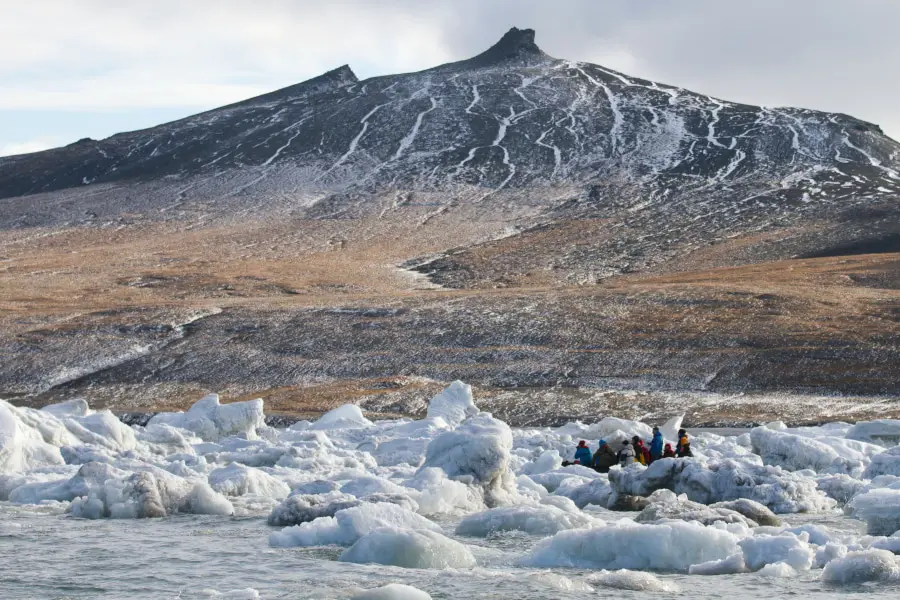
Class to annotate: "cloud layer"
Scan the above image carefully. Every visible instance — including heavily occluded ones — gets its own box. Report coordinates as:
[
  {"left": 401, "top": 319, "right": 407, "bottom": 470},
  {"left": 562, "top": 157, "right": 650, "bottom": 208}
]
[{"left": 1, "top": 0, "right": 898, "bottom": 156}]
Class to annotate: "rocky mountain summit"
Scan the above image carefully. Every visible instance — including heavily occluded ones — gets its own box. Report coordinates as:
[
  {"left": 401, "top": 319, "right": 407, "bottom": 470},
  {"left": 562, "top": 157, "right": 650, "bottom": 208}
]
[{"left": 1, "top": 29, "right": 898, "bottom": 422}]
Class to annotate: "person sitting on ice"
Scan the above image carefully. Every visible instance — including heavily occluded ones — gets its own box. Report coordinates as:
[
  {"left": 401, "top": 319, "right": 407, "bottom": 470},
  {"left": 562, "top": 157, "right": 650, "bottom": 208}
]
[
  {"left": 573, "top": 440, "right": 592, "bottom": 466},
  {"left": 592, "top": 439, "right": 618, "bottom": 473},
  {"left": 632, "top": 436, "right": 650, "bottom": 465},
  {"left": 676, "top": 429, "right": 693, "bottom": 457},
  {"left": 663, "top": 443, "right": 676, "bottom": 458},
  {"left": 649, "top": 427, "right": 664, "bottom": 463},
  {"left": 618, "top": 440, "right": 636, "bottom": 466}
]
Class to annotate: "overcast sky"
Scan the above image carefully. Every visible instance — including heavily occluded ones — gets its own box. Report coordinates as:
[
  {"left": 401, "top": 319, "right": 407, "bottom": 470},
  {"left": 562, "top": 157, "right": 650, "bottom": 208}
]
[{"left": 2, "top": 0, "right": 898, "bottom": 156}]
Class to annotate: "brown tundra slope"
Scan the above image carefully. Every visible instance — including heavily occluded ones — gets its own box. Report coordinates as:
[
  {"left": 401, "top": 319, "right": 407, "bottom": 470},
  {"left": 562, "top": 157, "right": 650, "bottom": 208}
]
[{"left": 1, "top": 29, "right": 898, "bottom": 424}]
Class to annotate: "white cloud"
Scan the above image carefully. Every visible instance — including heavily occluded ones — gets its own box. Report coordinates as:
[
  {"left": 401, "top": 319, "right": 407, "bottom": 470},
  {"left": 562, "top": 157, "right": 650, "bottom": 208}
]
[
  {"left": 0, "top": 137, "right": 67, "bottom": 157},
  {"left": 0, "top": 0, "right": 898, "bottom": 140}
]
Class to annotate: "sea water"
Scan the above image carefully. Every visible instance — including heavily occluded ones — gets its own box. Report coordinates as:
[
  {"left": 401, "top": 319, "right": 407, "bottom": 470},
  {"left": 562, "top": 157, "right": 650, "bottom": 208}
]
[{"left": 1, "top": 503, "right": 896, "bottom": 599}]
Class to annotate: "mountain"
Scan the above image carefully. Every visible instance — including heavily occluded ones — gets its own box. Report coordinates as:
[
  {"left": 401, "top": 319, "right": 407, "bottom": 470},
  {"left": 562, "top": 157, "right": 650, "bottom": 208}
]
[{"left": 1, "top": 28, "right": 899, "bottom": 424}]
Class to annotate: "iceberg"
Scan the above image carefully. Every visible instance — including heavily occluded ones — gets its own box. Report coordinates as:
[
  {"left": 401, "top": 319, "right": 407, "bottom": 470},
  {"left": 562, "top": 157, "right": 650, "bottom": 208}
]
[
  {"left": 456, "top": 504, "right": 598, "bottom": 537},
  {"left": 350, "top": 584, "right": 432, "bottom": 600},
  {"left": 269, "top": 502, "right": 440, "bottom": 547},
  {"left": 821, "top": 550, "right": 900, "bottom": 584},
  {"left": 148, "top": 394, "right": 264, "bottom": 441},
  {"left": 425, "top": 380, "right": 477, "bottom": 427},
  {"left": 524, "top": 520, "right": 739, "bottom": 571},
  {"left": 418, "top": 412, "right": 517, "bottom": 507},
  {"left": 339, "top": 527, "right": 476, "bottom": 569}
]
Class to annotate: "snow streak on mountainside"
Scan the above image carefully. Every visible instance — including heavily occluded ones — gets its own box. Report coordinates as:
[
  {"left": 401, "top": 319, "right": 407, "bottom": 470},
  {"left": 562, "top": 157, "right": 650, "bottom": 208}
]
[{"left": 1, "top": 28, "right": 898, "bottom": 284}]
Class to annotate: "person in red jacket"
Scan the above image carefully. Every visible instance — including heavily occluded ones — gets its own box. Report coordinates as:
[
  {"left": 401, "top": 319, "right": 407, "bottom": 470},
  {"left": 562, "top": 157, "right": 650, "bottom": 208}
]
[
  {"left": 632, "top": 436, "right": 650, "bottom": 465},
  {"left": 663, "top": 443, "right": 676, "bottom": 458}
]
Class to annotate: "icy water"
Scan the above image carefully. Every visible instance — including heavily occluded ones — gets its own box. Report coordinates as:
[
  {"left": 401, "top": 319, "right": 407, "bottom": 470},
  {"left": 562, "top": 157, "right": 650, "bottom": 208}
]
[{"left": 2, "top": 504, "right": 897, "bottom": 600}]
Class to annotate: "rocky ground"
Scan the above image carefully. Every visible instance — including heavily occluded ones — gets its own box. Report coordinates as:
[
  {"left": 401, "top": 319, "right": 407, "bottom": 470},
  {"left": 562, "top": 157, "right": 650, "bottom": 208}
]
[{"left": 1, "top": 29, "right": 898, "bottom": 424}]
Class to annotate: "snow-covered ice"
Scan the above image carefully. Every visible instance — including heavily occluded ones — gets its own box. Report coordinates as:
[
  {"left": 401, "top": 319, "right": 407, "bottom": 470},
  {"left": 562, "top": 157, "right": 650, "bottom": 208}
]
[{"left": 3, "top": 381, "right": 900, "bottom": 597}]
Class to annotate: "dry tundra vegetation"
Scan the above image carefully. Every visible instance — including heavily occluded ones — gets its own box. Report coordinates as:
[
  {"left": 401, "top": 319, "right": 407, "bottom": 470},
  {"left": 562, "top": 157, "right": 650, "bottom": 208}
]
[{"left": 1, "top": 29, "right": 899, "bottom": 424}]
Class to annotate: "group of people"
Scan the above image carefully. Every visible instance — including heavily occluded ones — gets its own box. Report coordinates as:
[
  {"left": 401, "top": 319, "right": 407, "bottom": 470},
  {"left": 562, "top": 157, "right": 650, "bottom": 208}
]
[{"left": 566, "top": 427, "right": 693, "bottom": 473}]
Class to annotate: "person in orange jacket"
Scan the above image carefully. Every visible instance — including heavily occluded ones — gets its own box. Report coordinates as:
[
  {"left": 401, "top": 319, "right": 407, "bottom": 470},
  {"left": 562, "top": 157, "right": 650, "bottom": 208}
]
[{"left": 676, "top": 429, "right": 693, "bottom": 457}]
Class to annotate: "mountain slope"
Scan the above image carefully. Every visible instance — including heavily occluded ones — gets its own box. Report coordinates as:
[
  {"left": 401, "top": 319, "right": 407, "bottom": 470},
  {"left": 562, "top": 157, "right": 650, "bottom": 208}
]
[{"left": 1, "top": 28, "right": 899, "bottom": 419}]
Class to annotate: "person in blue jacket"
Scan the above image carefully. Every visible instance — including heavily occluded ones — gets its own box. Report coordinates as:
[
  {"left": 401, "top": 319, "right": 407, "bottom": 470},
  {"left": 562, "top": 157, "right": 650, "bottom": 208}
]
[
  {"left": 573, "top": 440, "right": 592, "bottom": 466},
  {"left": 649, "top": 426, "right": 664, "bottom": 463}
]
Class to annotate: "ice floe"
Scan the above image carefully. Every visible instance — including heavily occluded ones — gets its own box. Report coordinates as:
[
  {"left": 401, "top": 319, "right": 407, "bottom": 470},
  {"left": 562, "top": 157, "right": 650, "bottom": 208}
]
[{"left": 2, "top": 380, "right": 900, "bottom": 587}]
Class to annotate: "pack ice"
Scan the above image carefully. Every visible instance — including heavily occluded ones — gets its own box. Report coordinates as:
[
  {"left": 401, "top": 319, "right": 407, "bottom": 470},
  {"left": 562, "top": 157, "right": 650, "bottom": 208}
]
[{"left": 3, "top": 380, "right": 900, "bottom": 582}]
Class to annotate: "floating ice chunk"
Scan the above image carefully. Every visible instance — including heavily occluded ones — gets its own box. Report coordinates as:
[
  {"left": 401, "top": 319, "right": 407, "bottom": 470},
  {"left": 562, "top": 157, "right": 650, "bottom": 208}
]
[
  {"left": 405, "top": 467, "right": 483, "bottom": 515},
  {"left": 816, "top": 543, "right": 849, "bottom": 568},
  {"left": 688, "top": 553, "right": 748, "bottom": 575},
  {"left": 340, "top": 476, "right": 407, "bottom": 498},
  {"left": 426, "top": 381, "right": 478, "bottom": 427},
  {"left": 267, "top": 493, "right": 361, "bottom": 526},
  {"left": 516, "top": 474, "right": 548, "bottom": 500},
  {"left": 864, "top": 446, "right": 900, "bottom": 479},
  {"left": 528, "top": 468, "right": 596, "bottom": 493},
  {"left": 756, "top": 562, "right": 798, "bottom": 578},
  {"left": 609, "top": 456, "right": 834, "bottom": 513},
  {"left": 524, "top": 520, "right": 739, "bottom": 571},
  {"left": 847, "top": 420, "right": 900, "bottom": 447},
  {"left": 370, "top": 438, "right": 429, "bottom": 467},
  {"left": 136, "top": 423, "right": 201, "bottom": 455},
  {"left": 267, "top": 491, "right": 419, "bottom": 527},
  {"left": 847, "top": 488, "right": 900, "bottom": 535},
  {"left": 292, "top": 480, "right": 340, "bottom": 495},
  {"left": 148, "top": 394, "right": 264, "bottom": 441},
  {"left": 9, "top": 462, "right": 127, "bottom": 504},
  {"left": 208, "top": 463, "right": 290, "bottom": 499},
  {"left": 738, "top": 533, "right": 815, "bottom": 571},
  {"left": 710, "top": 499, "right": 781, "bottom": 526},
  {"left": 199, "top": 589, "right": 260, "bottom": 599},
  {"left": 269, "top": 502, "right": 440, "bottom": 547},
  {"left": 350, "top": 583, "right": 432, "bottom": 600},
  {"left": 821, "top": 550, "right": 900, "bottom": 584},
  {"left": 456, "top": 504, "right": 598, "bottom": 537},
  {"left": 872, "top": 534, "right": 900, "bottom": 554},
  {"left": 520, "top": 450, "right": 563, "bottom": 475},
  {"left": 635, "top": 491, "right": 758, "bottom": 527},
  {"left": 784, "top": 523, "right": 835, "bottom": 546},
  {"left": 524, "top": 573, "right": 594, "bottom": 592},
  {"left": 419, "top": 413, "right": 517, "bottom": 507},
  {"left": 64, "top": 410, "right": 137, "bottom": 452},
  {"left": 554, "top": 477, "right": 613, "bottom": 509},
  {"left": 189, "top": 482, "right": 236, "bottom": 516},
  {"left": 817, "top": 474, "right": 866, "bottom": 505},
  {"left": 0, "top": 468, "right": 76, "bottom": 501},
  {"left": 311, "top": 404, "right": 372, "bottom": 431},
  {"left": 67, "top": 469, "right": 232, "bottom": 519},
  {"left": 558, "top": 417, "right": 653, "bottom": 449},
  {"left": 0, "top": 401, "right": 65, "bottom": 472},
  {"left": 750, "top": 427, "right": 868, "bottom": 476},
  {"left": 540, "top": 494, "right": 580, "bottom": 513},
  {"left": 40, "top": 398, "right": 91, "bottom": 418},
  {"left": 587, "top": 569, "right": 679, "bottom": 592},
  {"left": 660, "top": 415, "right": 684, "bottom": 445},
  {"left": 339, "top": 527, "right": 476, "bottom": 569}
]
